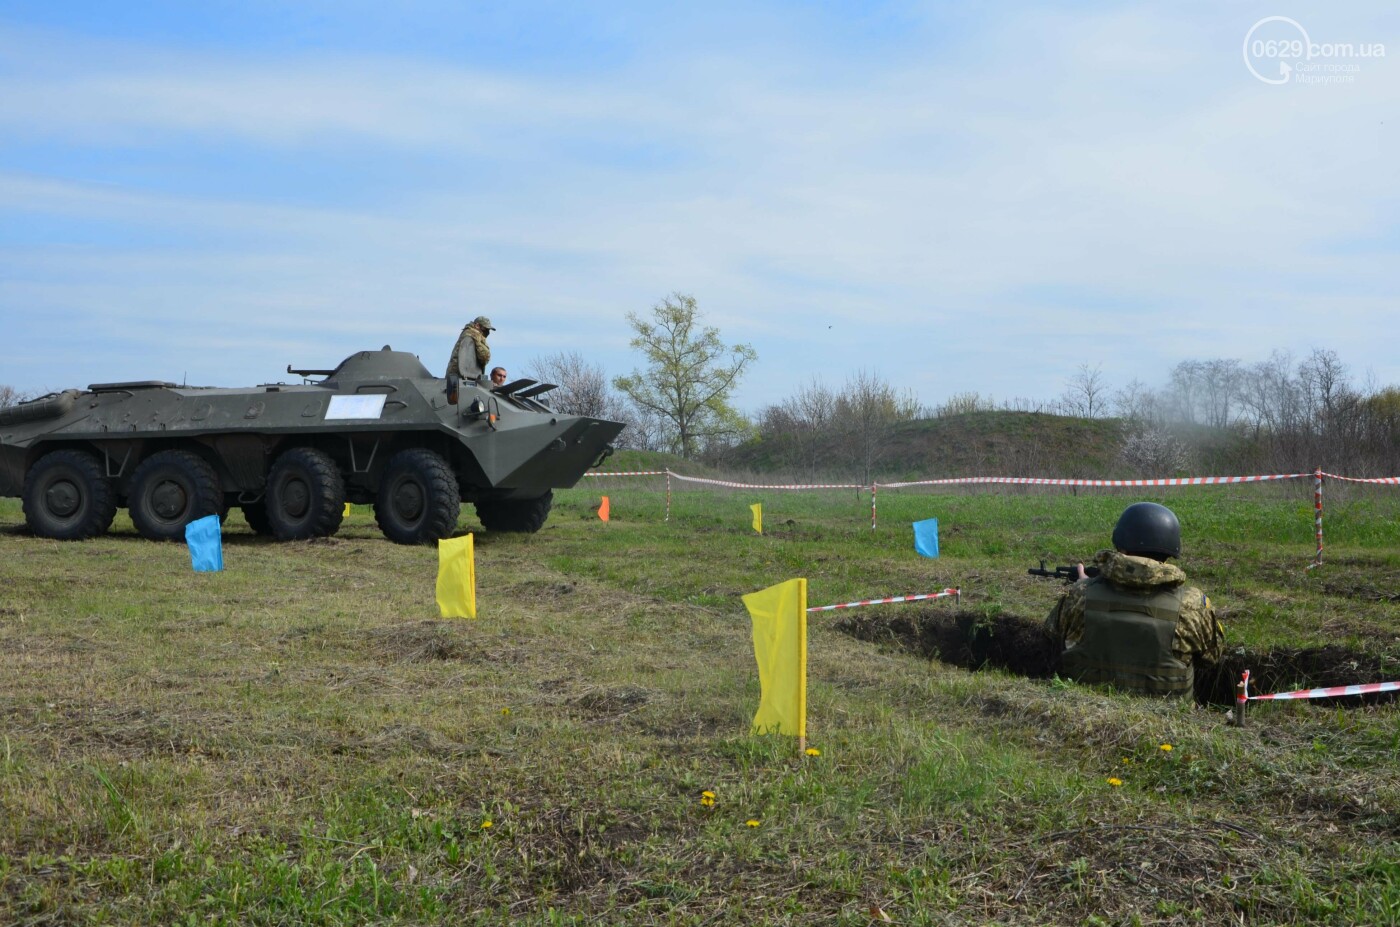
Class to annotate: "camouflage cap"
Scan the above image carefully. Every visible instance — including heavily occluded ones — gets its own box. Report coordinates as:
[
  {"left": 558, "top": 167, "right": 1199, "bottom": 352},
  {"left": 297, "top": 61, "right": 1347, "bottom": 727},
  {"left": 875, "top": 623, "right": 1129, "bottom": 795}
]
[{"left": 472, "top": 315, "right": 496, "bottom": 332}]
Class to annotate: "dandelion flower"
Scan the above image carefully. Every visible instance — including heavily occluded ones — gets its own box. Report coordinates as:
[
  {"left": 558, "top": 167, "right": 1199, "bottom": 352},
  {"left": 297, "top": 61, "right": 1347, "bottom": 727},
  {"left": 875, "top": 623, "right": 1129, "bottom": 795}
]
[
  {"left": 746, "top": 819, "right": 761, "bottom": 827},
  {"left": 805, "top": 747, "right": 822, "bottom": 757},
  {"left": 1107, "top": 777, "right": 1123, "bottom": 787},
  {"left": 702, "top": 790, "right": 715, "bottom": 799},
  {"left": 481, "top": 820, "right": 493, "bottom": 829},
  {"left": 1159, "top": 743, "right": 1173, "bottom": 752},
  {"left": 501, "top": 708, "right": 511, "bottom": 716}
]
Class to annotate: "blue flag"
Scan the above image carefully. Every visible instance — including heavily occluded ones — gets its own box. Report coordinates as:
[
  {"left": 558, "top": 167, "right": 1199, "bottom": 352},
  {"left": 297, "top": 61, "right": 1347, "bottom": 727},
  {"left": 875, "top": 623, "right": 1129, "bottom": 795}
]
[
  {"left": 185, "top": 514, "right": 224, "bottom": 572},
  {"left": 913, "top": 517, "right": 939, "bottom": 558}
]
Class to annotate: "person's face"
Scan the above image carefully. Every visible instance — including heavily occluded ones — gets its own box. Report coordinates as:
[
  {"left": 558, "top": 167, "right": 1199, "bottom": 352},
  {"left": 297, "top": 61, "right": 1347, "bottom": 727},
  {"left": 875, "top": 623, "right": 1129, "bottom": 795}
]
[{"left": 491, "top": 369, "right": 506, "bottom": 385}]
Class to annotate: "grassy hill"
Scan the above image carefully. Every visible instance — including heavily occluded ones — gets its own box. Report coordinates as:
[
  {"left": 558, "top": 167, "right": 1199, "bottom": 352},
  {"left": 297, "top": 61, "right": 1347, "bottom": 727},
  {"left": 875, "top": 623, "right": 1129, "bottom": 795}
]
[
  {"left": 720, "top": 411, "right": 1129, "bottom": 481},
  {"left": 880, "top": 411, "right": 1127, "bottom": 479}
]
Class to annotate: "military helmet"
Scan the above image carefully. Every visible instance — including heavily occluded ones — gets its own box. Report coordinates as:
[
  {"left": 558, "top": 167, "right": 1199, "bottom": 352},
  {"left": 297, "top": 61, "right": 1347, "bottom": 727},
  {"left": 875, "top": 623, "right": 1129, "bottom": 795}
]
[
  {"left": 1111, "top": 502, "right": 1181, "bottom": 559},
  {"left": 472, "top": 316, "right": 495, "bottom": 332}
]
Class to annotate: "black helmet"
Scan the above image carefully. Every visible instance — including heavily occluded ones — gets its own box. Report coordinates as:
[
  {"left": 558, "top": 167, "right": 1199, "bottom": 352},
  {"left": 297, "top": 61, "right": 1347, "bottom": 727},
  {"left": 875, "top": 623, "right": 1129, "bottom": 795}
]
[{"left": 1111, "top": 502, "right": 1181, "bottom": 559}]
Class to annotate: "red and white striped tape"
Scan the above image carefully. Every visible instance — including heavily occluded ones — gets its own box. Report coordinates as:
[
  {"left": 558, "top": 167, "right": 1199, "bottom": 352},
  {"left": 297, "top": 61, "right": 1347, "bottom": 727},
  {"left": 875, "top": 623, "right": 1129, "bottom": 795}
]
[
  {"left": 1319, "top": 472, "right": 1400, "bottom": 485},
  {"left": 1248, "top": 680, "right": 1400, "bottom": 701},
  {"left": 583, "top": 468, "right": 1400, "bottom": 488},
  {"left": 806, "top": 588, "right": 960, "bottom": 613},
  {"left": 670, "top": 472, "right": 865, "bottom": 490},
  {"left": 876, "top": 473, "right": 1312, "bottom": 489}
]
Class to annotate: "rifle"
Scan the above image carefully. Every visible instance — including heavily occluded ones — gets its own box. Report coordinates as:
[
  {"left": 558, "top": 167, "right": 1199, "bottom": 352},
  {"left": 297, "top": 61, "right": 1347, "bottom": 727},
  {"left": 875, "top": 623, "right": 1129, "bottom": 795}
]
[{"left": 1027, "top": 561, "right": 1100, "bottom": 583}]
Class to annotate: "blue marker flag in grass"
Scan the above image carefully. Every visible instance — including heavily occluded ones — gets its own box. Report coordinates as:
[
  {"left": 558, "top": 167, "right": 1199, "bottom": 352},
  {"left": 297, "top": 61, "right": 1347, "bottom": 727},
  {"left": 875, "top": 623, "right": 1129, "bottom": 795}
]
[
  {"left": 913, "top": 517, "right": 939, "bottom": 558},
  {"left": 185, "top": 514, "right": 224, "bottom": 572}
]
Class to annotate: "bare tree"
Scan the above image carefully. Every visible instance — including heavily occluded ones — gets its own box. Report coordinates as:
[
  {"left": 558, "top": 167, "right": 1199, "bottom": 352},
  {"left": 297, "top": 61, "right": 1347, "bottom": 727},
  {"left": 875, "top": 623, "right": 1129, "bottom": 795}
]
[
  {"left": 757, "top": 378, "right": 838, "bottom": 476},
  {"left": 1199, "top": 359, "right": 1243, "bottom": 428},
  {"left": 1236, "top": 351, "right": 1299, "bottom": 437},
  {"left": 1112, "top": 378, "right": 1162, "bottom": 425},
  {"left": 1165, "top": 360, "right": 1205, "bottom": 425},
  {"left": 1059, "top": 363, "right": 1109, "bottom": 418},
  {"left": 526, "top": 351, "right": 617, "bottom": 419},
  {"left": 833, "top": 369, "right": 921, "bottom": 483},
  {"left": 0, "top": 385, "right": 20, "bottom": 408}
]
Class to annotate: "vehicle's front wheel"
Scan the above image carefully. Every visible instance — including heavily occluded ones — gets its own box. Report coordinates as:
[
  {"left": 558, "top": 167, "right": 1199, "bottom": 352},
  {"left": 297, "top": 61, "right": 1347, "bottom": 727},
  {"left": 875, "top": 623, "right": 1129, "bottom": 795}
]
[
  {"left": 475, "top": 490, "right": 553, "bottom": 533},
  {"left": 266, "top": 447, "right": 345, "bottom": 540},
  {"left": 128, "top": 450, "right": 223, "bottom": 541},
  {"left": 374, "top": 448, "right": 460, "bottom": 544},
  {"left": 22, "top": 449, "right": 118, "bottom": 540}
]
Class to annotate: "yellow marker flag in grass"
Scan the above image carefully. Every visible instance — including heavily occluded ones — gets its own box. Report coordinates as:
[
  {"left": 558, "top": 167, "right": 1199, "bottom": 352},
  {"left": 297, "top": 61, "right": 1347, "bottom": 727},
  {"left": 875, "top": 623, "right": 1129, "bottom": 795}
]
[
  {"left": 343, "top": 502, "right": 352, "bottom": 518},
  {"left": 742, "top": 577, "right": 807, "bottom": 737},
  {"left": 599, "top": 496, "right": 610, "bottom": 522},
  {"left": 751, "top": 502, "right": 762, "bottom": 534},
  {"left": 435, "top": 533, "right": 477, "bottom": 619}
]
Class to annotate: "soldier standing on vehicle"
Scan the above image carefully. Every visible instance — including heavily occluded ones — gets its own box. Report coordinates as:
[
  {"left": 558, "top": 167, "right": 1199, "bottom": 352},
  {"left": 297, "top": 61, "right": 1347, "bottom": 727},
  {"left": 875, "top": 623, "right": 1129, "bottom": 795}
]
[
  {"left": 1044, "top": 502, "right": 1224, "bottom": 698},
  {"left": 447, "top": 316, "right": 495, "bottom": 382}
]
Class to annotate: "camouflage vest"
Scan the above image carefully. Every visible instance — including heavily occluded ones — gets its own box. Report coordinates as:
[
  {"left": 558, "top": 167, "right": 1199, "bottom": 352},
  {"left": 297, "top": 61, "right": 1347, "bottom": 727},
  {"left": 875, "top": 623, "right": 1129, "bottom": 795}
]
[{"left": 1061, "top": 579, "right": 1193, "bottom": 697}]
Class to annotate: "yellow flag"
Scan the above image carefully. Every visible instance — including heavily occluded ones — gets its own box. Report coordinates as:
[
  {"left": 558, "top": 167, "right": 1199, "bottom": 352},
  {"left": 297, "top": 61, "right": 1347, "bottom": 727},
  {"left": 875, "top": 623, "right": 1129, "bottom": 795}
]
[
  {"left": 343, "top": 502, "right": 352, "bottom": 518},
  {"left": 742, "top": 577, "right": 807, "bottom": 737},
  {"left": 751, "top": 502, "right": 762, "bottom": 534},
  {"left": 435, "top": 533, "right": 477, "bottom": 619}
]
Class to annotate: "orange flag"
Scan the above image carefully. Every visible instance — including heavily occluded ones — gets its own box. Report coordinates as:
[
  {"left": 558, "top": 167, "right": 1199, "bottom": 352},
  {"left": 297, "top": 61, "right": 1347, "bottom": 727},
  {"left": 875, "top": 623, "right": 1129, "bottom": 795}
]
[{"left": 599, "top": 496, "right": 611, "bottom": 522}]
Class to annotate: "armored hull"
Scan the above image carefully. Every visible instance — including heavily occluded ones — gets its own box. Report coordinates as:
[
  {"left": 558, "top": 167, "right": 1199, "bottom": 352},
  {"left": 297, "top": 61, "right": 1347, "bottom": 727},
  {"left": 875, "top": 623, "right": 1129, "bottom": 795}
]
[{"left": 0, "top": 347, "right": 623, "bottom": 543}]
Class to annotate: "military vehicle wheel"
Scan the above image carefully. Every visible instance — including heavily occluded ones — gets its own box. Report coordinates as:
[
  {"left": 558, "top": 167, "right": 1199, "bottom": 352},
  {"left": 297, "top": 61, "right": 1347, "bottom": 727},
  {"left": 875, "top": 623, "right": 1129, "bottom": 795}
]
[
  {"left": 266, "top": 447, "right": 345, "bottom": 540},
  {"left": 374, "top": 448, "right": 460, "bottom": 544},
  {"left": 476, "top": 490, "right": 553, "bottom": 533},
  {"left": 241, "top": 500, "right": 274, "bottom": 535},
  {"left": 22, "top": 449, "right": 118, "bottom": 540},
  {"left": 128, "top": 450, "right": 223, "bottom": 541}
]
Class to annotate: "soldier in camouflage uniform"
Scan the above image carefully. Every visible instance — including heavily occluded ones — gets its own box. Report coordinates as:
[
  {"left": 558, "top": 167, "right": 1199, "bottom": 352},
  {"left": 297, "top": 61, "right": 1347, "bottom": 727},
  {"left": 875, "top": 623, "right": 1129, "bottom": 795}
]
[
  {"left": 447, "top": 316, "right": 495, "bottom": 382},
  {"left": 1045, "top": 502, "right": 1224, "bottom": 697}
]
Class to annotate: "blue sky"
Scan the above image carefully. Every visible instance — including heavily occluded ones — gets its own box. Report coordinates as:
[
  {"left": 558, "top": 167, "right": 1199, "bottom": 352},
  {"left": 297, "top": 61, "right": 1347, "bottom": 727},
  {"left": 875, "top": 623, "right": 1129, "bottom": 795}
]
[{"left": 1, "top": 2, "right": 1396, "bottom": 412}]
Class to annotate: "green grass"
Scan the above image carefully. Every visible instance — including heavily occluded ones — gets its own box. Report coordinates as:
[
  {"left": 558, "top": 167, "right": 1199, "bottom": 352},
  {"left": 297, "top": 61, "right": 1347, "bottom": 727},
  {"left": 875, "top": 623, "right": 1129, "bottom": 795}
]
[{"left": 3, "top": 484, "right": 1400, "bottom": 925}]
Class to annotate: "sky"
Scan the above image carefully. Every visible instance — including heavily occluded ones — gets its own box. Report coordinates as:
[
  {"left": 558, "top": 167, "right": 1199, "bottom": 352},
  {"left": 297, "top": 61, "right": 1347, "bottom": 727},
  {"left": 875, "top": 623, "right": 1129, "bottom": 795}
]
[{"left": 1, "top": 2, "right": 1396, "bottom": 414}]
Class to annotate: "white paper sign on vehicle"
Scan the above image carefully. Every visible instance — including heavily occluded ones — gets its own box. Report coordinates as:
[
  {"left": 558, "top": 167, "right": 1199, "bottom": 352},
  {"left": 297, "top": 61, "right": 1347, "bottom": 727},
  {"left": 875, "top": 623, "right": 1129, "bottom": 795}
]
[{"left": 325, "top": 394, "right": 387, "bottom": 420}]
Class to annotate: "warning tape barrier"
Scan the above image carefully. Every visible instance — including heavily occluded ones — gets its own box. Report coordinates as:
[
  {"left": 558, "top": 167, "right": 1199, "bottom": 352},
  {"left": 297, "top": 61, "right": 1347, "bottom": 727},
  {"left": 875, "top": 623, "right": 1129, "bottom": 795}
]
[
  {"left": 877, "top": 473, "right": 1312, "bottom": 489},
  {"left": 669, "top": 472, "right": 865, "bottom": 491},
  {"left": 1319, "top": 472, "right": 1400, "bottom": 485},
  {"left": 1247, "top": 679, "right": 1400, "bottom": 701},
  {"left": 583, "top": 468, "right": 1400, "bottom": 489},
  {"left": 806, "top": 588, "right": 960, "bottom": 613}
]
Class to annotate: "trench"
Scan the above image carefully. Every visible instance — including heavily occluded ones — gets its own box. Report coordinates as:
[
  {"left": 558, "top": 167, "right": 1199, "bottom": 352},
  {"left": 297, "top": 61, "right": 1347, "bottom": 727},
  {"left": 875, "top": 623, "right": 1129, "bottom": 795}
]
[{"left": 835, "top": 609, "right": 1400, "bottom": 708}]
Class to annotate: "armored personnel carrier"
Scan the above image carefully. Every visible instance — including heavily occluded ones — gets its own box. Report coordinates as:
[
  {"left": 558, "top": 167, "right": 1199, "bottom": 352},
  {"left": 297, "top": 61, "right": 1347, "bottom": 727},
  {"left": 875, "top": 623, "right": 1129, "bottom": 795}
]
[{"left": 0, "top": 347, "right": 623, "bottom": 544}]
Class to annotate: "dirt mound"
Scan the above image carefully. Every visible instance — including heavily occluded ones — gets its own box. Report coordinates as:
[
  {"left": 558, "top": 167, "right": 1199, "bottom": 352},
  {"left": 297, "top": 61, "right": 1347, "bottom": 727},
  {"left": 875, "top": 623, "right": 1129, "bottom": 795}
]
[{"left": 839, "top": 610, "right": 1398, "bottom": 709}]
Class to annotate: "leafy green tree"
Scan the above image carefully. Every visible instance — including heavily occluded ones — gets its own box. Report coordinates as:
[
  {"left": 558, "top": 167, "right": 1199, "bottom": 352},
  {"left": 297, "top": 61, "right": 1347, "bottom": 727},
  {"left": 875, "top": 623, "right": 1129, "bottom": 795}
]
[{"left": 613, "top": 293, "right": 757, "bottom": 459}]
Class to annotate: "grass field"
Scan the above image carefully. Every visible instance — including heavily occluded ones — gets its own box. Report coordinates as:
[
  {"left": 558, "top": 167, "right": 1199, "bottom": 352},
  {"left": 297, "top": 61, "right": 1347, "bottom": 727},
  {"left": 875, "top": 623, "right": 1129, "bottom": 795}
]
[{"left": 4, "top": 481, "right": 1400, "bottom": 925}]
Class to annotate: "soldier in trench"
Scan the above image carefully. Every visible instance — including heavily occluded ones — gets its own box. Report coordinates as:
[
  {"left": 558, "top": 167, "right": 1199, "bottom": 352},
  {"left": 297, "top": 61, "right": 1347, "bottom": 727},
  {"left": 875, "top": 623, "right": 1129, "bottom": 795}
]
[{"left": 1044, "top": 502, "right": 1225, "bottom": 697}]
